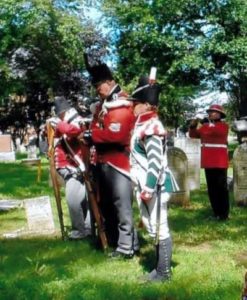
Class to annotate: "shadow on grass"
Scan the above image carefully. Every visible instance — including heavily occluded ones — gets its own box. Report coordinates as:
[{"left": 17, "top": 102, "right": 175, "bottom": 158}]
[
  {"left": 168, "top": 189, "right": 247, "bottom": 246},
  {"left": 0, "top": 235, "right": 241, "bottom": 300},
  {"left": 64, "top": 276, "right": 241, "bottom": 300},
  {"left": 136, "top": 224, "right": 179, "bottom": 274},
  {"left": 0, "top": 237, "right": 240, "bottom": 300},
  {"left": 0, "top": 161, "right": 245, "bottom": 300},
  {"left": 0, "top": 162, "right": 51, "bottom": 199},
  {"left": 0, "top": 237, "right": 105, "bottom": 283}
]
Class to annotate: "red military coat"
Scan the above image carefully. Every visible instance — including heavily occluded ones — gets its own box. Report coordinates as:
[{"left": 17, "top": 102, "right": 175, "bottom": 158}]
[
  {"left": 189, "top": 120, "right": 229, "bottom": 168},
  {"left": 90, "top": 97, "right": 135, "bottom": 177},
  {"left": 54, "top": 120, "right": 87, "bottom": 169}
]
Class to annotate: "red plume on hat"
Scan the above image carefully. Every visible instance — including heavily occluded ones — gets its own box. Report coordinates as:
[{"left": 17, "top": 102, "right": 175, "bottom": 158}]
[
  {"left": 206, "top": 104, "right": 226, "bottom": 118},
  {"left": 84, "top": 53, "right": 113, "bottom": 86}
]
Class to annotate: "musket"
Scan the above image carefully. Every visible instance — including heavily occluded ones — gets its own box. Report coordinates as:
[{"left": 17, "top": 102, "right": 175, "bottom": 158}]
[
  {"left": 62, "top": 135, "right": 108, "bottom": 251},
  {"left": 46, "top": 121, "right": 65, "bottom": 240}
]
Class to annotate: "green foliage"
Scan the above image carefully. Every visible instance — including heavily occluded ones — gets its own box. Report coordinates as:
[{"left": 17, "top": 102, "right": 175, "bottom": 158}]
[
  {"left": 101, "top": 0, "right": 247, "bottom": 122},
  {"left": 0, "top": 158, "right": 247, "bottom": 299},
  {"left": 0, "top": 0, "right": 107, "bottom": 98},
  {"left": 0, "top": 0, "right": 110, "bottom": 132}
]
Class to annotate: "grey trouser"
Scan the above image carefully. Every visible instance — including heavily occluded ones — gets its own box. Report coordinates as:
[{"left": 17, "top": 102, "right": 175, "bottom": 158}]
[
  {"left": 57, "top": 167, "right": 91, "bottom": 233},
  {"left": 95, "top": 163, "right": 137, "bottom": 255}
]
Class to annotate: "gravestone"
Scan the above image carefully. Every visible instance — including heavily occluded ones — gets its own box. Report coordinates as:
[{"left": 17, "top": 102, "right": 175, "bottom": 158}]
[
  {"left": 39, "top": 139, "right": 48, "bottom": 155},
  {"left": 233, "top": 142, "right": 247, "bottom": 206},
  {"left": 27, "top": 145, "right": 37, "bottom": 159},
  {"left": 0, "top": 199, "right": 23, "bottom": 211},
  {"left": 174, "top": 137, "right": 201, "bottom": 190},
  {"left": 167, "top": 146, "right": 190, "bottom": 206},
  {"left": 2, "top": 196, "right": 56, "bottom": 238},
  {"left": 0, "top": 135, "right": 15, "bottom": 161},
  {"left": 15, "top": 137, "right": 21, "bottom": 152},
  {"left": 24, "top": 196, "right": 55, "bottom": 233}
]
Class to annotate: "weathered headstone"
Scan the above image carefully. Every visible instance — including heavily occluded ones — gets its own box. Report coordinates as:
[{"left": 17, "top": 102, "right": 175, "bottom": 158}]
[
  {"left": 39, "top": 139, "right": 48, "bottom": 155},
  {"left": 174, "top": 137, "right": 201, "bottom": 190},
  {"left": 15, "top": 137, "right": 21, "bottom": 152},
  {"left": 24, "top": 196, "right": 55, "bottom": 233},
  {"left": 167, "top": 146, "right": 190, "bottom": 206},
  {"left": 233, "top": 142, "right": 247, "bottom": 206},
  {"left": 0, "top": 135, "right": 15, "bottom": 161},
  {"left": 0, "top": 134, "right": 12, "bottom": 152},
  {"left": 27, "top": 145, "right": 37, "bottom": 159},
  {"left": 0, "top": 199, "right": 23, "bottom": 211}
]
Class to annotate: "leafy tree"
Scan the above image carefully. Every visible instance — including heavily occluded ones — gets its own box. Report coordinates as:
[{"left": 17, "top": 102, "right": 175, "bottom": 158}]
[
  {"left": 200, "top": 0, "right": 247, "bottom": 118},
  {"left": 101, "top": 0, "right": 247, "bottom": 124},
  {"left": 0, "top": 0, "right": 108, "bottom": 130}
]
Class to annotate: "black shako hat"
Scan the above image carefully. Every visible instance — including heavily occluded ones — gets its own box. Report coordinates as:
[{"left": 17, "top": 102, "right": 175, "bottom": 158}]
[
  {"left": 131, "top": 76, "right": 161, "bottom": 106},
  {"left": 54, "top": 96, "right": 70, "bottom": 115},
  {"left": 84, "top": 53, "right": 114, "bottom": 86}
]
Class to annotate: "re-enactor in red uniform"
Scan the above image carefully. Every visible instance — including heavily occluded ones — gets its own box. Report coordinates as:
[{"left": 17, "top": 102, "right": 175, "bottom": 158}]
[
  {"left": 189, "top": 104, "right": 229, "bottom": 220},
  {"left": 84, "top": 55, "right": 139, "bottom": 258},
  {"left": 48, "top": 96, "right": 91, "bottom": 239}
]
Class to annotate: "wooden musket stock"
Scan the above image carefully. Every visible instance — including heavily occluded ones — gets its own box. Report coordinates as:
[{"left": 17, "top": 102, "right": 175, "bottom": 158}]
[
  {"left": 62, "top": 136, "right": 108, "bottom": 251},
  {"left": 46, "top": 122, "right": 65, "bottom": 239}
]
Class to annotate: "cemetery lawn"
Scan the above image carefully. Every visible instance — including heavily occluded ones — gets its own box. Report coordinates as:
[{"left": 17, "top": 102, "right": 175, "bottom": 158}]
[{"left": 0, "top": 154, "right": 247, "bottom": 300}]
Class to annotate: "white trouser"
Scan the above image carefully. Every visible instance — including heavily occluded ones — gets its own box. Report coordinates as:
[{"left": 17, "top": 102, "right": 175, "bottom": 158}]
[
  {"left": 131, "top": 162, "right": 170, "bottom": 240},
  {"left": 135, "top": 188, "right": 170, "bottom": 240}
]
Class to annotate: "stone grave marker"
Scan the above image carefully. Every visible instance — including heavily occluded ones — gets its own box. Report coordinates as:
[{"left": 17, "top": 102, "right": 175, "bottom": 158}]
[
  {"left": 24, "top": 196, "right": 55, "bottom": 234},
  {"left": 27, "top": 145, "right": 38, "bottom": 159},
  {"left": 174, "top": 137, "right": 201, "bottom": 190},
  {"left": 167, "top": 146, "right": 190, "bottom": 206},
  {"left": 0, "top": 199, "right": 23, "bottom": 211},
  {"left": 39, "top": 139, "right": 48, "bottom": 155},
  {"left": 233, "top": 142, "right": 247, "bottom": 206},
  {"left": 0, "top": 134, "right": 15, "bottom": 161}
]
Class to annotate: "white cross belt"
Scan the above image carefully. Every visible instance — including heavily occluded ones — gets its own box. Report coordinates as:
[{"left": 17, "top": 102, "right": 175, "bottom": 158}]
[{"left": 201, "top": 143, "right": 227, "bottom": 148}]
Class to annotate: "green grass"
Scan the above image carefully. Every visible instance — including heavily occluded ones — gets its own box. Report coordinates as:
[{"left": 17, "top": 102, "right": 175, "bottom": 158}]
[{"left": 0, "top": 156, "right": 247, "bottom": 300}]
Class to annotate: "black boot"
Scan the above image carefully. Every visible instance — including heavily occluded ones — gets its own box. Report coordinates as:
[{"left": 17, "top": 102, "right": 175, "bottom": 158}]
[
  {"left": 150, "top": 237, "right": 172, "bottom": 282},
  {"left": 139, "top": 237, "right": 172, "bottom": 283}
]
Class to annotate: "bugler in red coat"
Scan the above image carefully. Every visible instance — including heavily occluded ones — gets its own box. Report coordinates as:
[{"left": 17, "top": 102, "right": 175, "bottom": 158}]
[
  {"left": 189, "top": 120, "right": 229, "bottom": 168},
  {"left": 189, "top": 104, "right": 230, "bottom": 220}
]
